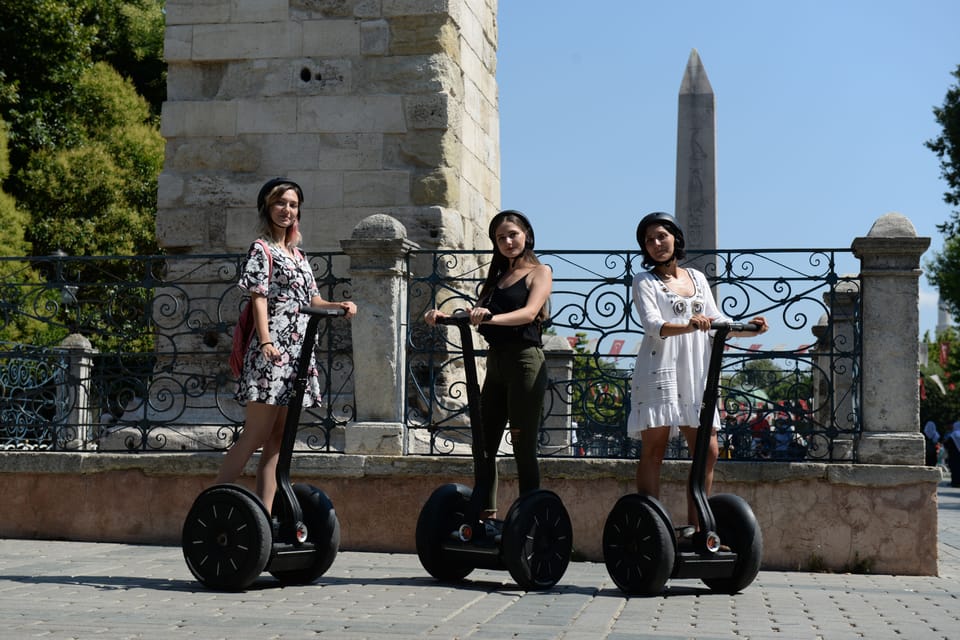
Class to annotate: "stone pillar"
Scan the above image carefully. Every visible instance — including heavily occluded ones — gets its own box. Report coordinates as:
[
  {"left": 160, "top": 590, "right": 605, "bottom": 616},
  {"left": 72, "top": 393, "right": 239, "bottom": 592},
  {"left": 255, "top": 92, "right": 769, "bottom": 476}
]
[
  {"left": 823, "top": 280, "right": 859, "bottom": 461},
  {"left": 57, "top": 333, "right": 98, "bottom": 450},
  {"left": 539, "top": 334, "right": 575, "bottom": 455},
  {"left": 338, "top": 214, "right": 419, "bottom": 455},
  {"left": 851, "top": 213, "right": 930, "bottom": 464}
]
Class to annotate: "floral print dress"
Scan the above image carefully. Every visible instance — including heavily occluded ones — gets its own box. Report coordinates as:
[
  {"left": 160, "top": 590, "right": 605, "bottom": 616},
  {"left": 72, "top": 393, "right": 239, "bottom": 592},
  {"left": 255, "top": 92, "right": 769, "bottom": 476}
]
[
  {"left": 235, "top": 240, "right": 322, "bottom": 407},
  {"left": 627, "top": 267, "right": 729, "bottom": 439}
]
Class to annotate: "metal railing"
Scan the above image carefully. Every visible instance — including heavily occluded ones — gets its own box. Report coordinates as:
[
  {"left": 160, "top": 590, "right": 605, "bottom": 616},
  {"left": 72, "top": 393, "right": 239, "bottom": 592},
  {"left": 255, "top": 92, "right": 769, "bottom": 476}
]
[
  {"left": 0, "top": 248, "right": 860, "bottom": 460},
  {"left": 0, "top": 253, "right": 353, "bottom": 451},
  {"left": 406, "top": 248, "right": 861, "bottom": 461}
]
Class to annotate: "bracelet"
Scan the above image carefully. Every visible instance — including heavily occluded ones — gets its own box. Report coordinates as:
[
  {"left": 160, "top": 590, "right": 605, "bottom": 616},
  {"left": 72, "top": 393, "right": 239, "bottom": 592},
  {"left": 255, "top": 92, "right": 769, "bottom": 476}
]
[{"left": 260, "top": 342, "right": 273, "bottom": 348}]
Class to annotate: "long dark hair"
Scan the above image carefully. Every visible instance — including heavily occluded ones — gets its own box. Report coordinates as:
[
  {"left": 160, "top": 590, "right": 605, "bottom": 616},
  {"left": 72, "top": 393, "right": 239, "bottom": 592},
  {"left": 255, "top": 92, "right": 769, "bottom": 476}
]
[{"left": 477, "top": 210, "right": 549, "bottom": 324}]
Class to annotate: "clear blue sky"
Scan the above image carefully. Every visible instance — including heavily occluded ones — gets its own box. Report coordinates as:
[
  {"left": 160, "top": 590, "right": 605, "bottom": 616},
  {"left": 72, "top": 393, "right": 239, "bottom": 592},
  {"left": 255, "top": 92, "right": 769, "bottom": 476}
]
[{"left": 496, "top": 0, "right": 960, "bottom": 342}]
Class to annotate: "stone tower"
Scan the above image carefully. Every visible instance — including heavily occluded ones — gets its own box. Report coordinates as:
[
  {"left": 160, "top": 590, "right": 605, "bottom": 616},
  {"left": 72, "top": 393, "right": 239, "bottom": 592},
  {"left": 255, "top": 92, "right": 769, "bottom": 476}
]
[{"left": 157, "top": 0, "right": 500, "bottom": 255}]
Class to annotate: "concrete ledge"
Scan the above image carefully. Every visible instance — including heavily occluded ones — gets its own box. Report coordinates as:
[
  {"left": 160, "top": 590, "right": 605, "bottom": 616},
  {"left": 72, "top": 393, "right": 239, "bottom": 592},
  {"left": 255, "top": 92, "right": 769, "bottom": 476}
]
[{"left": 0, "top": 452, "right": 941, "bottom": 575}]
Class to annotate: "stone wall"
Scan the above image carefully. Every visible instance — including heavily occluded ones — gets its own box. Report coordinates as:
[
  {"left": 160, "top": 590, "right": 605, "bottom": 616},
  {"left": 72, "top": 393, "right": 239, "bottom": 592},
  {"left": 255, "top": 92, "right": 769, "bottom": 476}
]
[
  {"left": 158, "top": 0, "right": 499, "bottom": 255},
  {"left": 0, "top": 452, "right": 940, "bottom": 576}
]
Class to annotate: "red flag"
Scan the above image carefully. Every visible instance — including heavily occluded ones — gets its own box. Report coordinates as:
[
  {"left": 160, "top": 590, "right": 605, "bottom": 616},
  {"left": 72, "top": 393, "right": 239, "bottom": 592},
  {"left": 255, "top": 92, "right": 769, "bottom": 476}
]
[
  {"left": 920, "top": 376, "right": 927, "bottom": 401},
  {"left": 566, "top": 336, "right": 578, "bottom": 349},
  {"left": 610, "top": 339, "right": 625, "bottom": 355},
  {"left": 940, "top": 342, "right": 949, "bottom": 368}
]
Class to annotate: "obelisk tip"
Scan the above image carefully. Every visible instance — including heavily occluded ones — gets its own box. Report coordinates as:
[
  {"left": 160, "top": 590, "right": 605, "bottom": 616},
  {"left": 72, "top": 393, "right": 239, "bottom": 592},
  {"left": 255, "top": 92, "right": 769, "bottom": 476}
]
[{"left": 680, "top": 48, "right": 713, "bottom": 95}]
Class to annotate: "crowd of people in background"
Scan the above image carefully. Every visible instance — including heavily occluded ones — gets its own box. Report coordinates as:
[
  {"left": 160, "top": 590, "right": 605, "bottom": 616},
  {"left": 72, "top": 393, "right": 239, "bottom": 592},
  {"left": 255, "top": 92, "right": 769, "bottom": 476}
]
[{"left": 924, "top": 419, "right": 960, "bottom": 487}]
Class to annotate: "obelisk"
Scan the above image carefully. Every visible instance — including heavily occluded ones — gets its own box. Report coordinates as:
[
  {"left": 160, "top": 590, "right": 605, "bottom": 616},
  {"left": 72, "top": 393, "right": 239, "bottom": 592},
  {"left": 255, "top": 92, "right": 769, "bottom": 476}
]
[{"left": 675, "top": 49, "right": 717, "bottom": 276}]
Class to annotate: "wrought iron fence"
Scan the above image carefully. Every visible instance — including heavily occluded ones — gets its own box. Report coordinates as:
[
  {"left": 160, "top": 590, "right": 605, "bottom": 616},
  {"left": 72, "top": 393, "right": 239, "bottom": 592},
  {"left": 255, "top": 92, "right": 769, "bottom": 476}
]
[
  {"left": 406, "top": 248, "right": 861, "bottom": 461},
  {"left": 0, "top": 253, "right": 354, "bottom": 452}
]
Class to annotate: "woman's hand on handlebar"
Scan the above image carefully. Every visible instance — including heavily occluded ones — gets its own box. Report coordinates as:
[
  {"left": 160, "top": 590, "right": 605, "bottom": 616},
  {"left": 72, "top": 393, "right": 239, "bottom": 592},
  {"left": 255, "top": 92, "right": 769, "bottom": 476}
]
[
  {"left": 468, "top": 306, "right": 491, "bottom": 326},
  {"left": 747, "top": 316, "right": 769, "bottom": 334},
  {"left": 423, "top": 309, "right": 447, "bottom": 326}
]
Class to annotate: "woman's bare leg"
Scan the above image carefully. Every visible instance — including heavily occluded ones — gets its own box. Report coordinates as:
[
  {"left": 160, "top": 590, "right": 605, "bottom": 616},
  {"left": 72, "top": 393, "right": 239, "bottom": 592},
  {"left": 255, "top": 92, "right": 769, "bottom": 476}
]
[
  {"left": 214, "top": 402, "right": 283, "bottom": 488},
  {"left": 635, "top": 426, "right": 671, "bottom": 498}
]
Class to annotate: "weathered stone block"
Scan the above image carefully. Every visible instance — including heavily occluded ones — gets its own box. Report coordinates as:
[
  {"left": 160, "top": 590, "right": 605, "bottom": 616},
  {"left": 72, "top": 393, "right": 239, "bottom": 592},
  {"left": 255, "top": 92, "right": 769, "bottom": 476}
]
[
  {"left": 360, "top": 19, "right": 390, "bottom": 56},
  {"left": 163, "top": 26, "right": 194, "bottom": 62},
  {"left": 356, "top": 55, "right": 461, "bottom": 95},
  {"left": 343, "top": 170, "right": 411, "bottom": 207},
  {"left": 165, "top": 0, "right": 231, "bottom": 26},
  {"left": 299, "top": 95, "right": 406, "bottom": 133},
  {"left": 339, "top": 422, "right": 404, "bottom": 455},
  {"left": 387, "top": 15, "right": 459, "bottom": 59},
  {"left": 302, "top": 19, "right": 361, "bottom": 56},
  {"left": 412, "top": 168, "right": 458, "bottom": 207},
  {"left": 232, "top": 0, "right": 289, "bottom": 23},
  {"left": 161, "top": 101, "right": 238, "bottom": 137},
  {"left": 383, "top": 0, "right": 452, "bottom": 17},
  {"left": 157, "top": 209, "right": 209, "bottom": 250},
  {"left": 237, "top": 97, "right": 298, "bottom": 134},
  {"left": 192, "top": 23, "right": 301, "bottom": 61}
]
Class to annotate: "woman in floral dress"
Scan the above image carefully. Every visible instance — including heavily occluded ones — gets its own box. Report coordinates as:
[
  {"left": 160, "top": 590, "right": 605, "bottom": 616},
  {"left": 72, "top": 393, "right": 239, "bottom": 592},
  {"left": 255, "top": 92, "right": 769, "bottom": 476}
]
[{"left": 215, "top": 177, "right": 357, "bottom": 512}]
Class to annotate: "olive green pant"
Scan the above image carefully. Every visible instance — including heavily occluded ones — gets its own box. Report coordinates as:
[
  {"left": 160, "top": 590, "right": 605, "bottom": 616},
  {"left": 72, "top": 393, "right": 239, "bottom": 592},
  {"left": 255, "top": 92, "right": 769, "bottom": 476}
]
[{"left": 477, "top": 343, "right": 547, "bottom": 513}]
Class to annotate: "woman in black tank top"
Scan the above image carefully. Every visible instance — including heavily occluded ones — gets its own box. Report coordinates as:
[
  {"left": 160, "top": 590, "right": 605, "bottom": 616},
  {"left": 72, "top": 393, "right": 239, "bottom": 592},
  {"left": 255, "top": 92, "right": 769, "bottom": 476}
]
[{"left": 424, "top": 210, "right": 552, "bottom": 523}]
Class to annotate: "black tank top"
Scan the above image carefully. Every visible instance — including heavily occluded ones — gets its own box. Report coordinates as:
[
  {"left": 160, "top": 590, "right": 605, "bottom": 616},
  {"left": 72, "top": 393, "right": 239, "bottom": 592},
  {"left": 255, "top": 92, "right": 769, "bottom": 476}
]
[{"left": 478, "top": 278, "right": 543, "bottom": 347}]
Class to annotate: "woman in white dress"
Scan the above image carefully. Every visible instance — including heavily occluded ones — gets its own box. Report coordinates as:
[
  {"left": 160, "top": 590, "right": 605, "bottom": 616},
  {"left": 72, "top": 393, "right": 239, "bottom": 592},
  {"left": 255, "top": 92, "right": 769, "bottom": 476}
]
[{"left": 628, "top": 212, "right": 768, "bottom": 532}]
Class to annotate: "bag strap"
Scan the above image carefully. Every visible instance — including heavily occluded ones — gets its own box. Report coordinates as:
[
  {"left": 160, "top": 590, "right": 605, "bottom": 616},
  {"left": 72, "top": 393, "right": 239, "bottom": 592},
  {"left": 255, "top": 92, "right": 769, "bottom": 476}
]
[{"left": 255, "top": 238, "right": 274, "bottom": 281}]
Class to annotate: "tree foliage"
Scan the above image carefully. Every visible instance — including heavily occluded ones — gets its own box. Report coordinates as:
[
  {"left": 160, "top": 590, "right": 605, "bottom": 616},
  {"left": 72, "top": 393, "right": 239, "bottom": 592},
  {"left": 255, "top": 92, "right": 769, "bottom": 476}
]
[
  {"left": 0, "top": 0, "right": 165, "bottom": 258},
  {"left": 0, "top": 0, "right": 166, "bottom": 349},
  {"left": 926, "top": 64, "right": 960, "bottom": 315}
]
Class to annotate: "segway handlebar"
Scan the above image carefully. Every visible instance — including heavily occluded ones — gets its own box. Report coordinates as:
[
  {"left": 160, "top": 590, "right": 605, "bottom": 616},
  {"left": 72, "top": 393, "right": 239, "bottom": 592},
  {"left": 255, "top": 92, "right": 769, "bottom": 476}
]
[
  {"left": 434, "top": 310, "right": 493, "bottom": 326},
  {"left": 710, "top": 320, "right": 759, "bottom": 333},
  {"left": 299, "top": 306, "right": 347, "bottom": 317}
]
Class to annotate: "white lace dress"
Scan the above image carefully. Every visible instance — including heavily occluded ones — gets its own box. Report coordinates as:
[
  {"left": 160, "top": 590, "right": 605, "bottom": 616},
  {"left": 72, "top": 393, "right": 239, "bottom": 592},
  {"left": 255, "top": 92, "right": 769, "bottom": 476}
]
[{"left": 627, "top": 268, "right": 728, "bottom": 438}]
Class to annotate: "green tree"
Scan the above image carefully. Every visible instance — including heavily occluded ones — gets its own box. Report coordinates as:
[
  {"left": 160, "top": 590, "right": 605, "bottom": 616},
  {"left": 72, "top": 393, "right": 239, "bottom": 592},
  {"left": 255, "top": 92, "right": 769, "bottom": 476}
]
[
  {"left": 0, "top": 119, "right": 60, "bottom": 344},
  {"left": 926, "top": 64, "right": 960, "bottom": 315},
  {"left": 920, "top": 328, "right": 960, "bottom": 435},
  {"left": 18, "top": 62, "right": 162, "bottom": 258}
]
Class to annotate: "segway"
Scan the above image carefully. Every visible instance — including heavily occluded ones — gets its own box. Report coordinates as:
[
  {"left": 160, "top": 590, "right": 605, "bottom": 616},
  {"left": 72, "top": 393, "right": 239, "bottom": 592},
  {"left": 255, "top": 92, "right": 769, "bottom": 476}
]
[
  {"left": 415, "top": 311, "right": 573, "bottom": 590},
  {"left": 182, "top": 306, "right": 345, "bottom": 591},
  {"left": 603, "top": 321, "right": 763, "bottom": 596}
]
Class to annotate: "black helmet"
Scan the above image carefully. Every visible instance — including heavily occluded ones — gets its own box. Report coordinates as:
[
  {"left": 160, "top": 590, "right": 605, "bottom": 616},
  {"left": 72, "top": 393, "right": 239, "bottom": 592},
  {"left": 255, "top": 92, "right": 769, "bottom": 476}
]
[
  {"left": 488, "top": 209, "right": 534, "bottom": 250},
  {"left": 636, "top": 212, "right": 685, "bottom": 266},
  {"left": 257, "top": 177, "right": 304, "bottom": 213}
]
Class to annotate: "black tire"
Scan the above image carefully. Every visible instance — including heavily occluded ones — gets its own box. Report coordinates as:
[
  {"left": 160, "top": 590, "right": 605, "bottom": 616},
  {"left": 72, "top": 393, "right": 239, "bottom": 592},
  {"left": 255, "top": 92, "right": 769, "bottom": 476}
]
[
  {"left": 701, "top": 493, "right": 763, "bottom": 594},
  {"left": 501, "top": 490, "right": 573, "bottom": 590},
  {"left": 602, "top": 493, "right": 674, "bottom": 596},
  {"left": 269, "top": 483, "right": 341, "bottom": 585},
  {"left": 415, "top": 483, "right": 475, "bottom": 582},
  {"left": 182, "top": 484, "right": 272, "bottom": 591}
]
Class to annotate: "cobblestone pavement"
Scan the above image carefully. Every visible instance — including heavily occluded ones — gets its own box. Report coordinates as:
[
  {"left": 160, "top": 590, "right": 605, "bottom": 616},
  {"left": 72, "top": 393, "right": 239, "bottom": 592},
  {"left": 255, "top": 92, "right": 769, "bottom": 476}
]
[{"left": 1, "top": 482, "right": 957, "bottom": 639}]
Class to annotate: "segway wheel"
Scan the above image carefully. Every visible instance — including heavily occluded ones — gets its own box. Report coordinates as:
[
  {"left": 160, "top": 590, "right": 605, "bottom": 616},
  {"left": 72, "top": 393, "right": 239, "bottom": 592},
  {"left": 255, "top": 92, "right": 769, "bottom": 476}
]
[
  {"left": 602, "top": 493, "right": 674, "bottom": 596},
  {"left": 501, "top": 490, "right": 573, "bottom": 590},
  {"left": 415, "top": 483, "right": 475, "bottom": 582},
  {"left": 182, "top": 484, "right": 272, "bottom": 591},
  {"left": 269, "top": 483, "right": 341, "bottom": 585},
  {"left": 701, "top": 493, "right": 763, "bottom": 594}
]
